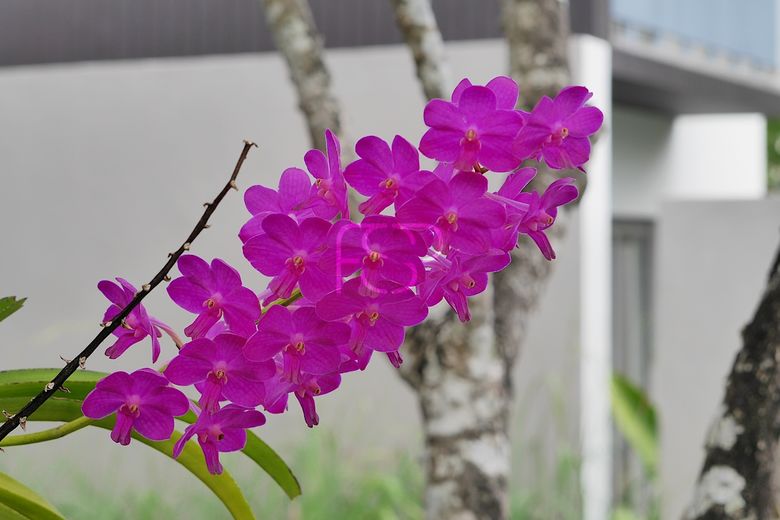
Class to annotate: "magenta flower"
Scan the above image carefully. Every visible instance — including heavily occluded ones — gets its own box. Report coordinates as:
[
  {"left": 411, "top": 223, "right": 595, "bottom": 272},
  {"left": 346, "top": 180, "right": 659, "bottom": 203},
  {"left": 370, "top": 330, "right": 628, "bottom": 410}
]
[
  {"left": 419, "top": 78, "right": 524, "bottom": 172},
  {"left": 513, "top": 86, "right": 603, "bottom": 171},
  {"left": 306, "top": 129, "right": 348, "bottom": 218},
  {"left": 420, "top": 252, "right": 510, "bottom": 321},
  {"left": 173, "top": 405, "right": 266, "bottom": 474},
  {"left": 245, "top": 306, "right": 349, "bottom": 383},
  {"left": 294, "top": 373, "right": 340, "bottom": 427},
  {"left": 514, "top": 177, "right": 579, "bottom": 260},
  {"left": 164, "top": 333, "right": 274, "bottom": 412},
  {"left": 492, "top": 167, "right": 536, "bottom": 222},
  {"left": 82, "top": 369, "right": 189, "bottom": 446},
  {"left": 263, "top": 372, "right": 342, "bottom": 427},
  {"left": 316, "top": 279, "right": 427, "bottom": 368},
  {"left": 451, "top": 76, "right": 520, "bottom": 110},
  {"left": 243, "top": 215, "right": 334, "bottom": 303},
  {"left": 239, "top": 167, "right": 317, "bottom": 243},
  {"left": 322, "top": 216, "right": 427, "bottom": 292},
  {"left": 167, "top": 255, "right": 260, "bottom": 339},
  {"left": 397, "top": 172, "right": 506, "bottom": 254},
  {"left": 344, "top": 135, "right": 431, "bottom": 215},
  {"left": 98, "top": 278, "right": 178, "bottom": 363}
]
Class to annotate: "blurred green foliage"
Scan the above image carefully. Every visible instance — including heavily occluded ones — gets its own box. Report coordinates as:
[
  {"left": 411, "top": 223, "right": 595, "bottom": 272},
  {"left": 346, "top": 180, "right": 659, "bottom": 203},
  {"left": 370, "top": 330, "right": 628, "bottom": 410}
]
[
  {"left": 610, "top": 374, "right": 660, "bottom": 520},
  {"left": 767, "top": 118, "right": 780, "bottom": 191},
  {"left": 611, "top": 375, "right": 658, "bottom": 478},
  {"left": 5, "top": 373, "right": 664, "bottom": 520}
]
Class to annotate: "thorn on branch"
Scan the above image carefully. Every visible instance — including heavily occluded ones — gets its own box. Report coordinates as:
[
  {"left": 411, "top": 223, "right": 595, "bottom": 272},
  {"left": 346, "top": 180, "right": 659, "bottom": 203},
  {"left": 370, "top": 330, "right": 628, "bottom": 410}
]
[
  {"left": 243, "top": 139, "right": 257, "bottom": 148},
  {"left": 163, "top": 275, "right": 171, "bottom": 282},
  {"left": 229, "top": 180, "right": 238, "bottom": 191},
  {"left": 18, "top": 417, "right": 26, "bottom": 431},
  {"left": 183, "top": 243, "right": 191, "bottom": 251},
  {"left": 2, "top": 411, "right": 12, "bottom": 419},
  {"left": 203, "top": 224, "right": 210, "bottom": 229},
  {"left": 79, "top": 357, "right": 87, "bottom": 369},
  {"left": 142, "top": 284, "right": 151, "bottom": 292},
  {"left": 58, "top": 385, "right": 71, "bottom": 394},
  {"left": 45, "top": 382, "right": 55, "bottom": 392},
  {"left": 203, "top": 202, "right": 211, "bottom": 208},
  {"left": 60, "top": 355, "right": 71, "bottom": 364}
]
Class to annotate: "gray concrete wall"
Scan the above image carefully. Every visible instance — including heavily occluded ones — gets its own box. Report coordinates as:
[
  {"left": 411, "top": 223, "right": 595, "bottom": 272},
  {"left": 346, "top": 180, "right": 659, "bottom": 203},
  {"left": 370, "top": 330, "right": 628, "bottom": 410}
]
[
  {"left": 653, "top": 199, "right": 780, "bottom": 518},
  {"left": 0, "top": 41, "right": 582, "bottom": 508}
]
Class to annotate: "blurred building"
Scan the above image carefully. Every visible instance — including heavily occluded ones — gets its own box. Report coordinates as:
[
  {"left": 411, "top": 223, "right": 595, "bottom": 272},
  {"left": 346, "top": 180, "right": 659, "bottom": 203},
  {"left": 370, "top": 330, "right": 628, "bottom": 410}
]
[{"left": 1, "top": 0, "right": 779, "bottom": 518}]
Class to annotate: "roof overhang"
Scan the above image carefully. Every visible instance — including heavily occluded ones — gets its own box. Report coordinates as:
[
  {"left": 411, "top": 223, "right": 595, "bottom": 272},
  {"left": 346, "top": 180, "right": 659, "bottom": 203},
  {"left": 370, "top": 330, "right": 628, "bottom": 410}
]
[{"left": 612, "top": 35, "right": 780, "bottom": 116}]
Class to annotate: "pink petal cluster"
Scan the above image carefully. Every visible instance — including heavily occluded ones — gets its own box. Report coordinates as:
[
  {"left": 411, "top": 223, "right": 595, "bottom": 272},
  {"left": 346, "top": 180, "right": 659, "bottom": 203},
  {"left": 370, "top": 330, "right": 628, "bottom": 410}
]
[
  {"left": 82, "top": 369, "right": 189, "bottom": 446},
  {"left": 87, "top": 76, "right": 602, "bottom": 474}
]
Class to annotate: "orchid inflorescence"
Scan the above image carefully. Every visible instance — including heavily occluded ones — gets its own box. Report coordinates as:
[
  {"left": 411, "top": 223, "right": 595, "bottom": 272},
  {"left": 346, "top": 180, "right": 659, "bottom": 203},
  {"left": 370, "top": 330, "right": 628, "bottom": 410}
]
[{"left": 82, "top": 76, "right": 602, "bottom": 474}]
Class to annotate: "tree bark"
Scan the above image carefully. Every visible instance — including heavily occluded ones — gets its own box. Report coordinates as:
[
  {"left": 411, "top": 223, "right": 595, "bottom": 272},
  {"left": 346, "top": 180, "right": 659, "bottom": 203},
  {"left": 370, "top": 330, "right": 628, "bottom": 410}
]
[
  {"left": 401, "top": 289, "right": 511, "bottom": 520},
  {"left": 389, "top": 0, "right": 451, "bottom": 101},
  {"left": 261, "top": 0, "right": 343, "bottom": 151},
  {"left": 502, "top": 0, "right": 570, "bottom": 111},
  {"left": 391, "top": 1, "right": 571, "bottom": 518},
  {"left": 496, "top": 0, "right": 575, "bottom": 375},
  {"left": 685, "top": 245, "right": 780, "bottom": 520}
]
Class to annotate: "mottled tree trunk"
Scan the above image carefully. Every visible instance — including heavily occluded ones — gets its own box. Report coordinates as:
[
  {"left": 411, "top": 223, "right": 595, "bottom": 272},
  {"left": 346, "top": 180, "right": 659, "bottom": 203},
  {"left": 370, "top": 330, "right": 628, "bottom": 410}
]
[
  {"left": 502, "top": 0, "right": 570, "bottom": 111},
  {"left": 400, "top": 289, "right": 511, "bottom": 520},
  {"left": 390, "top": 1, "right": 512, "bottom": 517},
  {"left": 685, "top": 246, "right": 780, "bottom": 520},
  {"left": 261, "top": 0, "right": 343, "bottom": 151},
  {"left": 392, "top": 1, "right": 571, "bottom": 519},
  {"left": 389, "top": 0, "right": 451, "bottom": 101},
  {"left": 496, "top": 0, "right": 576, "bottom": 375}
]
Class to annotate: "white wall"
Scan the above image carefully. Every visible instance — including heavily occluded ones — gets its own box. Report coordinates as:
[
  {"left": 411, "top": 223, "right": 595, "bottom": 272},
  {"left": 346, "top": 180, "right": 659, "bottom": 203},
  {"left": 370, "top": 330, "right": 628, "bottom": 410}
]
[
  {"left": 0, "top": 41, "right": 583, "bottom": 509},
  {"left": 613, "top": 107, "right": 771, "bottom": 516},
  {"left": 613, "top": 108, "right": 767, "bottom": 218},
  {"left": 653, "top": 199, "right": 780, "bottom": 518}
]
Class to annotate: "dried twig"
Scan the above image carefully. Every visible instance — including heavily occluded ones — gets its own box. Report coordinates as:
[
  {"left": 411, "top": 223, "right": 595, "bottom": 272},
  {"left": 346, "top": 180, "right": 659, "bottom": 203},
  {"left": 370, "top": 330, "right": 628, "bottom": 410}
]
[{"left": 0, "top": 140, "right": 257, "bottom": 442}]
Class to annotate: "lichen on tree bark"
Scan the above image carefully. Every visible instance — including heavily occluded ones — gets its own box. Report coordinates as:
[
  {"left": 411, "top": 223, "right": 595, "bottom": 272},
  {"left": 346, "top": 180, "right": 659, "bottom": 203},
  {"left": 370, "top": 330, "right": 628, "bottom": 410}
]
[
  {"left": 261, "top": 0, "right": 343, "bottom": 152},
  {"left": 686, "top": 245, "right": 780, "bottom": 520}
]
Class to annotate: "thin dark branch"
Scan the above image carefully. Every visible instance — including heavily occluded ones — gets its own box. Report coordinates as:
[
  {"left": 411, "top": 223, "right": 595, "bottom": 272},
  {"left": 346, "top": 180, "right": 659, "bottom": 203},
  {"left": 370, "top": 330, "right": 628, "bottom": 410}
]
[{"left": 0, "top": 140, "right": 257, "bottom": 442}]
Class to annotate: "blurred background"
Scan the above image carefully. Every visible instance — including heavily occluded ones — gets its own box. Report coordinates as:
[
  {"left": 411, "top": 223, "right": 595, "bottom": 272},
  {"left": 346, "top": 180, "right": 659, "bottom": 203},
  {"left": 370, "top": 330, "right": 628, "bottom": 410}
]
[{"left": 1, "top": 0, "right": 780, "bottom": 519}]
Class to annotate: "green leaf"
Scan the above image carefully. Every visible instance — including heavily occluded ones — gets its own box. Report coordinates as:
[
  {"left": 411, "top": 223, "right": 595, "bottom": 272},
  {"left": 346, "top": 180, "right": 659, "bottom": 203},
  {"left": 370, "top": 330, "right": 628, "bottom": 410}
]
[
  {"left": 240, "top": 429, "right": 301, "bottom": 499},
  {"left": 0, "top": 368, "right": 300, "bottom": 499},
  {"left": 132, "top": 428, "right": 256, "bottom": 520},
  {"left": 0, "top": 471, "right": 65, "bottom": 519},
  {"left": 0, "top": 369, "right": 106, "bottom": 401},
  {"left": 0, "top": 297, "right": 26, "bottom": 324},
  {"left": 0, "top": 397, "right": 255, "bottom": 520},
  {"left": 610, "top": 374, "right": 658, "bottom": 477}
]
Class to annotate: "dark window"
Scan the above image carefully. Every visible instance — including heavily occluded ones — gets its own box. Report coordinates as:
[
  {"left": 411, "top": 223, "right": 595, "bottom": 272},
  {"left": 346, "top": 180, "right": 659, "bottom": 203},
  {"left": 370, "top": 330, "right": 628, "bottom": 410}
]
[{"left": 611, "top": 219, "right": 654, "bottom": 512}]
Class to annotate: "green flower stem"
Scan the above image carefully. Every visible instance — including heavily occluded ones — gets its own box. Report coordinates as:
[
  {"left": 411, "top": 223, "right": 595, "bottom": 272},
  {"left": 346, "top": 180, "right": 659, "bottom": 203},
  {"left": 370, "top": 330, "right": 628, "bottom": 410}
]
[
  {"left": 0, "top": 416, "right": 92, "bottom": 447},
  {"left": 261, "top": 289, "right": 302, "bottom": 314}
]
